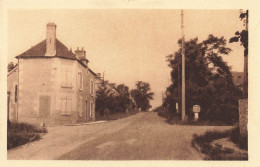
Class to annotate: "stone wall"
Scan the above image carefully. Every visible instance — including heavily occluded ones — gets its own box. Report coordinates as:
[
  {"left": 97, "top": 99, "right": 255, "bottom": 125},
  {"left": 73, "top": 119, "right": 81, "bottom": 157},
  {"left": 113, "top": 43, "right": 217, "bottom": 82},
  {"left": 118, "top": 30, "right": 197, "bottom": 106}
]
[
  {"left": 239, "top": 98, "right": 248, "bottom": 137},
  {"left": 76, "top": 63, "right": 96, "bottom": 122}
]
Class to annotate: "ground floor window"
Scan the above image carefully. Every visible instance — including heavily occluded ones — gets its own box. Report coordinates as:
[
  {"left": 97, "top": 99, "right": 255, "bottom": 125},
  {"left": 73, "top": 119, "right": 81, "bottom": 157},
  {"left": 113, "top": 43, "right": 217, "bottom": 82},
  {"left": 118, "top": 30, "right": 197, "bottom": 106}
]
[
  {"left": 15, "top": 85, "right": 17, "bottom": 102},
  {"left": 90, "top": 102, "right": 94, "bottom": 118},
  {"left": 61, "top": 96, "right": 72, "bottom": 115}
]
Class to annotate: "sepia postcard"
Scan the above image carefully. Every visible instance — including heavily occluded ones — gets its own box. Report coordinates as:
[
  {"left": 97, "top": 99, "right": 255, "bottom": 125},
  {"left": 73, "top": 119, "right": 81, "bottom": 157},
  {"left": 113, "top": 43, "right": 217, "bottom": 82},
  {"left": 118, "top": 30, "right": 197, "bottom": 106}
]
[{"left": 0, "top": 0, "right": 260, "bottom": 166}]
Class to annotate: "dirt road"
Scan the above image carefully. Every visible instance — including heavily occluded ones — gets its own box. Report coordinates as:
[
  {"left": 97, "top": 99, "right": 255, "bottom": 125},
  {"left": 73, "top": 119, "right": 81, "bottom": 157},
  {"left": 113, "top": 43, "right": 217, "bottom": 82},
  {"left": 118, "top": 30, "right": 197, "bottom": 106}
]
[{"left": 8, "top": 112, "right": 232, "bottom": 160}]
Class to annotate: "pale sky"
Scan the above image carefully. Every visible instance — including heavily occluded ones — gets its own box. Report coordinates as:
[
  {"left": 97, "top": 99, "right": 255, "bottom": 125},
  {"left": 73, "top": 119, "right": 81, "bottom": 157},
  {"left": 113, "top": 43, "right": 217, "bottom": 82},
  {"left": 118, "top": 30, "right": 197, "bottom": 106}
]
[{"left": 8, "top": 9, "right": 245, "bottom": 109}]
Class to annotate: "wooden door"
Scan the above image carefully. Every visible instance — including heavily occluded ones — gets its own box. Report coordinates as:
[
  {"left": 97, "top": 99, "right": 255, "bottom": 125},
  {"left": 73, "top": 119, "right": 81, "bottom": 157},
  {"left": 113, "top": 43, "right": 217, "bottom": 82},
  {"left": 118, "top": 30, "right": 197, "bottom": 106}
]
[{"left": 39, "top": 96, "right": 51, "bottom": 117}]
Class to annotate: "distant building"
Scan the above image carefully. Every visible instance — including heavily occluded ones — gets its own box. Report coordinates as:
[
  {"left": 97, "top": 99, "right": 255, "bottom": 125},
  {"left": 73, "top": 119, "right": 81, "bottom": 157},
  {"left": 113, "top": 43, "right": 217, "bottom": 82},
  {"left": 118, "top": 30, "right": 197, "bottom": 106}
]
[{"left": 7, "top": 23, "right": 98, "bottom": 125}]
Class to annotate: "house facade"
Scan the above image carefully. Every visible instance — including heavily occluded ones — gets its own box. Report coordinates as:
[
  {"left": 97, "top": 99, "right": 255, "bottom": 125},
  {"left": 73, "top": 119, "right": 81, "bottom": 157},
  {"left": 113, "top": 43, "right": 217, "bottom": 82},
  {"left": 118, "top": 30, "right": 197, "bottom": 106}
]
[{"left": 7, "top": 23, "right": 97, "bottom": 125}]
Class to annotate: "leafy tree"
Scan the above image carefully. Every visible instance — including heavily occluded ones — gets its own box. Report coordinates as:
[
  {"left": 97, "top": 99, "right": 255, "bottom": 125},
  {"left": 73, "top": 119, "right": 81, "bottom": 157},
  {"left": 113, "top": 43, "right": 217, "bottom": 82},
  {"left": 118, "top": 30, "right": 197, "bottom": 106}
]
[
  {"left": 229, "top": 10, "right": 248, "bottom": 98},
  {"left": 95, "top": 81, "right": 117, "bottom": 117},
  {"left": 130, "top": 81, "right": 154, "bottom": 111},
  {"left": 116, "top": 84, "right": 133, "bottom": 112},
  {"left": 95, "top": 81, "right": 134, "bottom": 118},
  {"left": 8, "top": 62, "right": 17, "bottom": 72},
  {"left": 165, "top": 35, "right": 242, "bottom": 124}
]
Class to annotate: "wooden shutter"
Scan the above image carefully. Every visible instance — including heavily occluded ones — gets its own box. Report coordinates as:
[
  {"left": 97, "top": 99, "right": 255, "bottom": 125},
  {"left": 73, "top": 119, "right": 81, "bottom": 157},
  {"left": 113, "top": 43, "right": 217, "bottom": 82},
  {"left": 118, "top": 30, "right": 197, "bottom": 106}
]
[
  {"left": 79, "top": 72, "right": 83, "bottom": 89},
  {"left": 67, "top": 70, "right": 72, "bottom": 87},
  {"left": 92, "top": 81, "right": 94, "bottom": 95},
  {"left": 61, "top": 98, "right": 66, "bottom": 115},
  {"left": 66, "top": 97, "right": 72, "bottom": 115},
  {"left": 15, "top": 85, "right": 17, "bottom": 102},
  {"left": 61, "top": 68, "right": 66, "bottom": 87}
]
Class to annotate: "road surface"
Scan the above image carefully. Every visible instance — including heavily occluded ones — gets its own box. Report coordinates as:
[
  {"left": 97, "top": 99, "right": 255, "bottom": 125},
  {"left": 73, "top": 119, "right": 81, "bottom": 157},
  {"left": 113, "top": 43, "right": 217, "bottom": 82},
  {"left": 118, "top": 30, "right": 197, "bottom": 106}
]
[{"left": 8, "top": 112, "right": 232, "bottom": 160}]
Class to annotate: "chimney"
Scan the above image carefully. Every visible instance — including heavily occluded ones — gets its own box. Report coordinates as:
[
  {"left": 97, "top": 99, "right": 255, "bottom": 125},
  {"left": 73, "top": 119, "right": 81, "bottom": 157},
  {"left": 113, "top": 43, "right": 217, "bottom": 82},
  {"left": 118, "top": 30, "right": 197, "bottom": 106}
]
[
  {"left": 75, "top": 47, "right": 89, "bottom": 66},
  {"left": 45, "top": 22, "right": 57, "bottom": 56}
]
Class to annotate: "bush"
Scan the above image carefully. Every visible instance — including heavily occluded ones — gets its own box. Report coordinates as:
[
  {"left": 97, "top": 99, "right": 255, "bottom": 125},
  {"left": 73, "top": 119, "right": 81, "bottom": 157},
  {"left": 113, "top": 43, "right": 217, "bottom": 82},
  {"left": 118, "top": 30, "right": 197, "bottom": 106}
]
[
  {"left": 155, "top": 106, "right": 169, "bottom": 119},
  {"left": 7, "top": 122, "right": 47, "bottom": 149},
  {"left": 192, "top": 126, "right": 248, "bottom": 160},
  {"left": 8, "top": 122, "right": 47, "bottom": 133},
  {"left": 8, "top": 133, "right": 40, "bottom": 149}
]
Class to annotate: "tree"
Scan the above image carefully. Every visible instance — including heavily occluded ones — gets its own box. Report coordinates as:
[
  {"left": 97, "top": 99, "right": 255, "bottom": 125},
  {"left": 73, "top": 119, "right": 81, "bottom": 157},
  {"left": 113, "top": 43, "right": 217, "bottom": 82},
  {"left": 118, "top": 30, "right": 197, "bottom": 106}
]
[
  {"left": 8, "top": 62, "right": 17, "bottom": 72},
  {"left": 95, "top": 81, "right": 117, "bottom": 117},
  {"left": 229, "top": 10, "right": 248, "bottom": 98},
  {"left": 95, "top": 81, "right": 134, "bottom": 118},
  {"left": 165, "top": 35, "right": 242, "bottom": 124},
  {"left": 116, "top": 84, "right": 133, "bottom": 112},
  {"left": 130, "top": 81, "right": 154, "bottom": 111}
]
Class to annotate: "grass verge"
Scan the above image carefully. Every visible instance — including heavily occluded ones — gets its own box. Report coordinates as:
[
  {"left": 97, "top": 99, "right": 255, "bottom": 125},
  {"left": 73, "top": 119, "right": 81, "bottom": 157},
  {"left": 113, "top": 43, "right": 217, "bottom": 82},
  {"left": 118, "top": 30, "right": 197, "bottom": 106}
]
[
  {"left": 8, "top": 122, "right": 47, "bottom": 150},
  {"left": 166, "top": 115, "right": 230, "bottom": 126},
  {"left": 191, "top": 126, "right": 248, "bottom": 160}
]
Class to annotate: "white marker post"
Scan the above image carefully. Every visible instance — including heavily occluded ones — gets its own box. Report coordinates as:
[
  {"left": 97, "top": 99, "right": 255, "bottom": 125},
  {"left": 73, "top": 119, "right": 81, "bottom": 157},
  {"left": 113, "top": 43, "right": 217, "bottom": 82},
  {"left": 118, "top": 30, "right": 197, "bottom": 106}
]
[{"left": 193, "top": 105, "right": 201, "bottom": 121}]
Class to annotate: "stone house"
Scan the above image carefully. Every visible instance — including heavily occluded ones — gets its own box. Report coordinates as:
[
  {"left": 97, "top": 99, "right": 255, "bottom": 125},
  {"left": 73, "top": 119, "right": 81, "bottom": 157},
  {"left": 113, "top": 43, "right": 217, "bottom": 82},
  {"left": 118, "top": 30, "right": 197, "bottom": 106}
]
[{"left": 7, "top": 23, "right": 98, "bottom": 125}]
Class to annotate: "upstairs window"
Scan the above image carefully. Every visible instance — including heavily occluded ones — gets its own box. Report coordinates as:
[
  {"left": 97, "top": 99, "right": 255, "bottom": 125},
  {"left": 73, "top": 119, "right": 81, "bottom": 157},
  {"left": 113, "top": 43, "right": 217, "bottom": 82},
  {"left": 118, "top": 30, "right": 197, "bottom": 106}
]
[
  {"left": 78, "top": 72, "right": 83, "bottom": 90},
  {"left": 61, "top": 96, "right": 72, "bottom": 115},
  {"left": 61, "top": 68, "right": 72, "bottom": 88},
  {"left": 90, "top": 80, "right": 94, "bottom": 96}
]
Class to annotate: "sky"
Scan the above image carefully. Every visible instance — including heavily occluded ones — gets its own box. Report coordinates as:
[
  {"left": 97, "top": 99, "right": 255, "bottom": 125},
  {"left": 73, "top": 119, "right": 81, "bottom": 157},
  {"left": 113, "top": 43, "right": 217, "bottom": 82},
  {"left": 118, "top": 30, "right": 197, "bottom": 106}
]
[{"left": 8, "top": 9, "right": 245, "bottom": 109}]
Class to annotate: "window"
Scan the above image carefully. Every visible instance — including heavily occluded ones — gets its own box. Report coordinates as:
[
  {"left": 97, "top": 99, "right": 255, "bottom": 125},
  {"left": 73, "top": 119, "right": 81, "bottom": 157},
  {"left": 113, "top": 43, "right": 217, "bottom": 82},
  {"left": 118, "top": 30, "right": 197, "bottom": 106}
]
[
  {"left": 15, "top": 85, "right": 17, "bottom": 102},
  {"left": 78, "top": 72, "right": 83, "bottom": 90},
  {"left": 61, "top": 96, "right": 72, "bottom": 115},
  {"left": 90, "top": 80, "right": 94, "bottom": 95},
  {"left": 90, "top": 102, "right": 94, "bottom": 118},
  {"left": 61, "top": 68, "right": 72, "bottom": 88},
  {"left": 85, "top": 100, "right": 88, "bottom": 117}
]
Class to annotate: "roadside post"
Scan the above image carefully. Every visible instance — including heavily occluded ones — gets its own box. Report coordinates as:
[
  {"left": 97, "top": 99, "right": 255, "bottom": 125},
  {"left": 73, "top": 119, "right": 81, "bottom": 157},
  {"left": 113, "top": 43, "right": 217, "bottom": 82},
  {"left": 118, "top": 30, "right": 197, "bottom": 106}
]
[{"left": 193, "top": 105, "right": 200, "bottom": 121}]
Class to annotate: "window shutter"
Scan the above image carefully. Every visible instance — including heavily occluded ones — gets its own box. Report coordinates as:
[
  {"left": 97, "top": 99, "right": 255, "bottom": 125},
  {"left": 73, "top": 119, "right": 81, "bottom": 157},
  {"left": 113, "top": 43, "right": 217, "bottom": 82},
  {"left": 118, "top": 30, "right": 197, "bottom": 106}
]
[
  {"left": 79, "top": 72, "right": 83, "bottom": 89},
  {"left": 61, "top": 98, "right": 66, "bottom": 115},
  {"left": 15, "top": 85, "right": 17, "bottom": 102},
  {"left": 66, "top": 97, "right": 72, "bottom": 115},
  {"left": 61, "top": 69, "right": 66, "bottom": 87},
  {"left": 92, "top": 81, "right": 94, "bottom": 95},
  {"left": 90, "top": 102, "right": 92, "bottom": 117},
  {"left": 90, "top": 80, "right": 91, "bottom": 94},
  {"left": 67, "top": 70, "right": 72, "bottom": 87}
]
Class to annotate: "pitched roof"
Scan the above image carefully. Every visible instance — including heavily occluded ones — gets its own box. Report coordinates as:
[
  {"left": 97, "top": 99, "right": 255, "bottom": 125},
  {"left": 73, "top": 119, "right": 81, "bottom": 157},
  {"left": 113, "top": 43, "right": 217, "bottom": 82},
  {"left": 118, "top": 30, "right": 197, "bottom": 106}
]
[
  {"left": 16, "top": 39, "right": 77, "bottom": 60},
  {"left": 15, "top": 38, "right": 98, "bottom": 77}
]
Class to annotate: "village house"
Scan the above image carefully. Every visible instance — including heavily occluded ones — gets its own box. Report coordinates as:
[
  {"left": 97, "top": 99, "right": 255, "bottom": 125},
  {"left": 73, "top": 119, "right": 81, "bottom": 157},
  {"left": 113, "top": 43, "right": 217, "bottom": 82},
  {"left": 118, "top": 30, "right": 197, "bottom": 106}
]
[{"left": 7, "top": 23, "right": 98, "bottom": 125}]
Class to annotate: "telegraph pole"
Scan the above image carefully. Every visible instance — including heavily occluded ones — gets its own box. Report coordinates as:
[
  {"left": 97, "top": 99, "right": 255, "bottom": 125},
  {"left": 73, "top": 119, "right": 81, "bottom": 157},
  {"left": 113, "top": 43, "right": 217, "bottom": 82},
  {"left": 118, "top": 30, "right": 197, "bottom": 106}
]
[
  {"left": 243, "top": 10, "right": 248, "bottom": 98},
  {"left": 181, "top": 9, "right": 186, "bottom": 121}
]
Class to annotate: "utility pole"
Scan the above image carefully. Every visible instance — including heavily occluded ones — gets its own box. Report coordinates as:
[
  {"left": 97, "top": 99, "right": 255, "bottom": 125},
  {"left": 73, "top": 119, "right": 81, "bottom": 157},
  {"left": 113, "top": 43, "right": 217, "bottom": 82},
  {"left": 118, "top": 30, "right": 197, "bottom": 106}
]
[
  {"left": 103, "top": 71, "right": 105, "bottom": 83},
  {"left": 7, "top": 91, "right": 11, "bottom": 127},
  {"left": 181, "top": 9, "right": 186, "bottom": 121},
  {"left": 243, "top": 10, "right": 248, "bottom": 98},
  {"left": 178, "top": 57, "right": 181, "bottom": 112}
]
